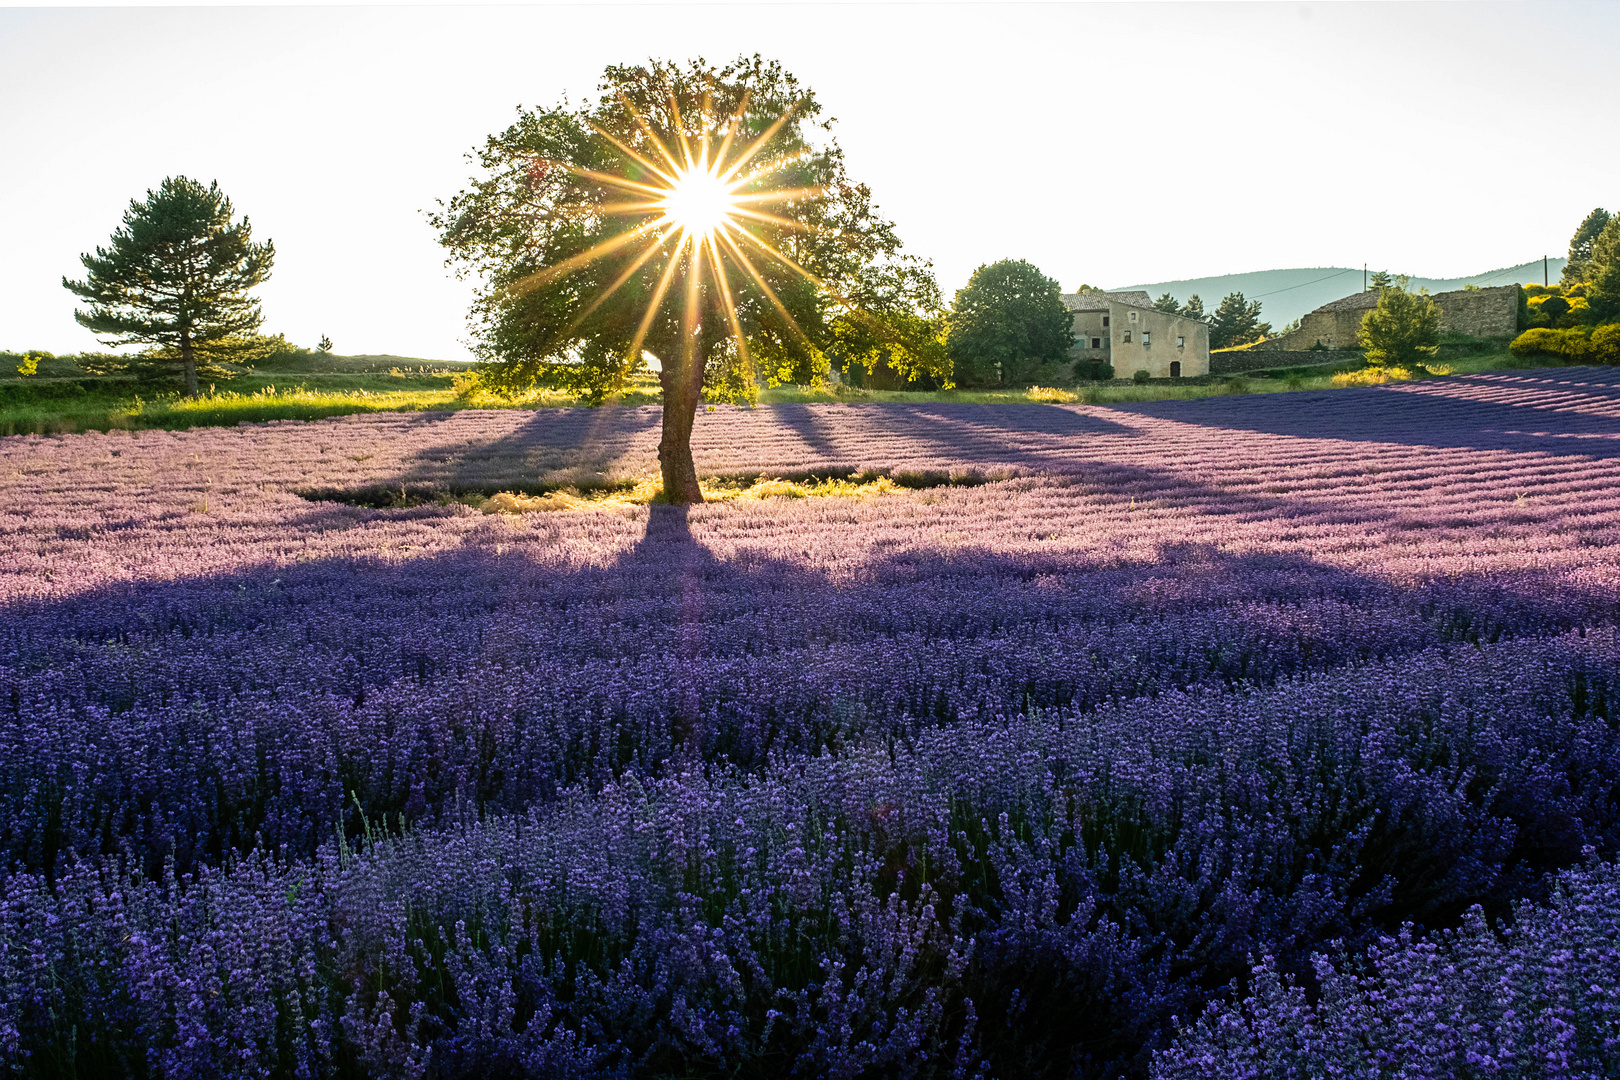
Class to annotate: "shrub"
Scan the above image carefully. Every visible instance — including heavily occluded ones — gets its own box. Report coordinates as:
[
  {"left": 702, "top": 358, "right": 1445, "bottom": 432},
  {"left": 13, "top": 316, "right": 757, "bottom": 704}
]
[
  {"left": 1359, "top": 280, "right": 1440, "bottom": 365},
  {"left": 1075, "top": 359, "right": 1114, "bottom": 382},
  {"left": 1028, "top": 385, "right": 1078, "bottom": 403},
  {"left": 1510, "top": 325, "right": 1620, "bottom": 364},
  {"left": 1133, "top": 368, "right": 1151, "bottom": 384}
]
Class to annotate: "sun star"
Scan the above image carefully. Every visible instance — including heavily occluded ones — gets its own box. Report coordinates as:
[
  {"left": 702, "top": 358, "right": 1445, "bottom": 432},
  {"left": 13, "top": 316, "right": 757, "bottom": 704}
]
[
  {"left": 512, "top": 91, "right": 830, "bottom": 377},
  {"left": 659, "top": 166, "right": 741, "bottom": 241}
]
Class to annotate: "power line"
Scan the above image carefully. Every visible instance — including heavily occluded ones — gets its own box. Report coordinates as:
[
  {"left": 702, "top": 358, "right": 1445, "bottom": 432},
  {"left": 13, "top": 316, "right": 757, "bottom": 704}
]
[{"left": 1242, "top": 266, "right": 1360, "bottom": 301}]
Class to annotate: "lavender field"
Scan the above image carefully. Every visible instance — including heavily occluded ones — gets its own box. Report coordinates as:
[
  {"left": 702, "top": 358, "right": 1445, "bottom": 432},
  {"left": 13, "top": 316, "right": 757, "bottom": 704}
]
[{"left": 3, "top": 370, "right": 1620, "bottom": 1079}]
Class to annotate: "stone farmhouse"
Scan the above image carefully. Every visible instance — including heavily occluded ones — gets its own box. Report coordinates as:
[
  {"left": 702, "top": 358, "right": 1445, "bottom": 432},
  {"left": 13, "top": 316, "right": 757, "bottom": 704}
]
[
  {"left": 1063, "top": 290, "right": 1211, "bottom": 378},
  {"left": 1261, "top": 283, "right": 1520, "bottom": 351}
]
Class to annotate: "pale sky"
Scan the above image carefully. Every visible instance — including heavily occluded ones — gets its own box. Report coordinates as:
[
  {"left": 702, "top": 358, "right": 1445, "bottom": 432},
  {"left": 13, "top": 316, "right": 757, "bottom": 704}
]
[{"left": 2, "top": 1, "right": 1616, "bottom": 361}]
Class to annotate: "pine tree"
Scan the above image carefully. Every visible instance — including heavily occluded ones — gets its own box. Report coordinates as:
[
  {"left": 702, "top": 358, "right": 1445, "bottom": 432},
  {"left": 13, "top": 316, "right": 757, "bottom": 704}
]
[
  {"left": 1153, "top": 293, "right": 1180, "bottom": 313},
  {"left": 64, "top": 177, "right": 274, "bottom": 397},
  {"left": 1208, "top": 292, "right": 1271, "bottom": 349},
  {"left": 1179, "top": 294, "right": 1206, "bottom": 321},
  {"left": 1561, "top": 208, "right": 1612, "bottom": 287},
  {"left": 1358, "top": 277, "right": 1440, "bottom": 366}
]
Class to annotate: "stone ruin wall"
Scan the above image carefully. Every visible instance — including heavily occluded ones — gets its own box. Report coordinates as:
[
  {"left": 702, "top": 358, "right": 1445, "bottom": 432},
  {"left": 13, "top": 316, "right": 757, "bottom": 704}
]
[{"left": 1260, "top": 284, "right": 1520, "bottom": 351}]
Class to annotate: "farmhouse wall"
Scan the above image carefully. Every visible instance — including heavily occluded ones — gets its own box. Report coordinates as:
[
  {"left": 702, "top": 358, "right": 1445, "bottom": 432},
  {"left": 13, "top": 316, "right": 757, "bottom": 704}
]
[{"left": 1063, "top": 291, "right": 1209, "bottom": 378}]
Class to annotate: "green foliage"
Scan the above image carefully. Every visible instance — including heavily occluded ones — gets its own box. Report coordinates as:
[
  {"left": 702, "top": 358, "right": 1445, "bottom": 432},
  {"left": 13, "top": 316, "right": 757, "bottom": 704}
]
[
  {"left": 1179, "top": 294, "right": 1206, "bottom": 321},
  {"left": 317, "top": 334, "right": 333, "bottom": 353},
  {"left": 945, "top": 259, "right": 1073, "bottom": 386},
  {"left": 1133, "top": 368, "right": 1151, "bottom": 384},
  {"left": 432, "top": 55, "right": 923, "bottom": 410},
  {"left": 1589, "top": 217, "right": 1620, "bottom": 322},
  {"left": 63, "top": 176, "right": 274, "bottom": 397},
  {"left": 1560, "top": 207, "right": 1611, "bottom": 287},
  {"left": 1208, "top": 292, "right": 1271, "bottom": 349},
  {"left": 1359, "top": 277, "right": 1441, "bottom": 365},
  {"left": 1510, "top": 324, "right": 1620, "bottom": 365},
  {"left": 1075, "top": 359, "right": 1114, "bottom": 382},
  {"left": 1368, "top": 270, "right": 1393, "bottom": 290},
  {"left": 1153, "top": 292, "right": 1180, "bottom": 313},
  {"left": 829, "top": 259, "right": 952, "bottom": 388}
]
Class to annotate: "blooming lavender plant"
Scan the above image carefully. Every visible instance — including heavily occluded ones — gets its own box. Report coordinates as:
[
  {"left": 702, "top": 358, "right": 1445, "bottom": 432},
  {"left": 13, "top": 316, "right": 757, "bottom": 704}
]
[{"left": 2, "top": 370, "right": 1620, "bottom": 1077}]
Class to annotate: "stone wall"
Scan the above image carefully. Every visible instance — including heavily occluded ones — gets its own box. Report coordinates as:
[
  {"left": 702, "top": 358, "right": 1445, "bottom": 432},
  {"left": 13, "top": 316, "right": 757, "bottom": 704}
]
[
  {"left": 1210, "top": 350, "right": 1361, "bottom": 374},
  {"left": 1432, "top": 284, "right": 1520, "bottom": 338},
  {"left": 1258, "top": 284, "right": 1521, "bottom": 351}
]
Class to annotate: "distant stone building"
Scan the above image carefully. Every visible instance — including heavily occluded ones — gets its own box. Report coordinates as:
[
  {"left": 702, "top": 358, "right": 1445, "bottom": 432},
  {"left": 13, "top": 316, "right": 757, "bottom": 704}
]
[
  {"left": 1062, "top": 290, "right": 1211, "bottom": 378},
  {"left": 1259, "top": 284, "right": 1520, "bottom": 351}
]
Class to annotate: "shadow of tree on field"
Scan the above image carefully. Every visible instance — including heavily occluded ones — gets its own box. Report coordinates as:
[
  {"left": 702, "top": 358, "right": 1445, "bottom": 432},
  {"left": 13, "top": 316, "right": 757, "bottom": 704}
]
[{"left": 1122, "top": 368, "right": 1620, "bottom": 459}]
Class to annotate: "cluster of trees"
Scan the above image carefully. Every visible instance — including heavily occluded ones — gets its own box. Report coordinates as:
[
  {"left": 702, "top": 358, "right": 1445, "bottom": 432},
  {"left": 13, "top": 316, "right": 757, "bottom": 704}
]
[{"left": 1509, "top": 205, "right": 1620, "bottom": 365}]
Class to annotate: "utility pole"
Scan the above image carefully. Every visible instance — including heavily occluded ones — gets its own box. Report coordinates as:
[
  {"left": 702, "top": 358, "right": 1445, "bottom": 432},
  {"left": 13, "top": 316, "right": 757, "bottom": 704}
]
[
  {"left": 1544, "top": 256, "right": 1549, "bottom": 288},
  {"left": 1364, "top": 263, "right": 1367, "bottom": 292}
]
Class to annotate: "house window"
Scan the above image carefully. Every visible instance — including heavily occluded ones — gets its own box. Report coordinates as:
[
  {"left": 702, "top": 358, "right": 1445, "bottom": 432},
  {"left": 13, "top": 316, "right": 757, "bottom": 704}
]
[
  {"left": 1102, "top": 315, "right": 1110, "bottom": 327},
  {"left": 1141, "top": 331, "right": 1151, "bottom": 347},
  {"left": 1091, "top": 337, "right": 1101, "bottom": 349},
  {"left": 1170, "top": 361, "right": 1181, "bottom": 378},
  {"left": 1176, "top": 336, "right": 1185, "bottom": 348},
  {"left": 1122, "top": 330, "right": 1132, "bottom": 343},
  {"left": 1129, "top": 311, "right": 1138, "bottom": 322}
]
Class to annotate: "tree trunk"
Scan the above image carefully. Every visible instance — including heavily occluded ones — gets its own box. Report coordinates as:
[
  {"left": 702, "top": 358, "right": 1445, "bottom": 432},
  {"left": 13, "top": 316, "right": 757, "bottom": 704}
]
[
  {"left": 180, "top": 329, "right": 199, "bottom": 398},
  {"left": 657, "top": 359, "right": 705, "bottom": 505}
]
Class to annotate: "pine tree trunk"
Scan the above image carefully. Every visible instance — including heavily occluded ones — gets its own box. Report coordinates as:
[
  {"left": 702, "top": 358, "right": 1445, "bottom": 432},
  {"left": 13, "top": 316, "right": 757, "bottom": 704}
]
[
  {"left": 657, "top": 355, "right": 705, "bottom": 506},
  {"left": 180, "top": 329, "right": 199, "bottom": 398}
]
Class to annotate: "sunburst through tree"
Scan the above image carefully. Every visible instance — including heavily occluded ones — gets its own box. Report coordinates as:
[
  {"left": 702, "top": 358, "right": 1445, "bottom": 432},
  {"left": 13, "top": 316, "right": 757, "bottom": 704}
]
[{"left": 433, "top": 56, "right": 949, "bottom": 504}]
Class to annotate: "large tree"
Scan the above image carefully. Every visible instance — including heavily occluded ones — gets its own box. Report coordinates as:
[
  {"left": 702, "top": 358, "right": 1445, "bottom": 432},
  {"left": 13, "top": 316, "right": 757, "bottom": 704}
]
[
  {"left": 63, "top": 177, "right": 274, "bottom": 397},
  {"left": 945, "top": 259, "right": 1072, "bottom": 386},
  {"left": 1208, "top": 291, "right": 1271, "bottom": 349},
  {"left": 432, "top": 56, "right": 937, "bottom": 504}
]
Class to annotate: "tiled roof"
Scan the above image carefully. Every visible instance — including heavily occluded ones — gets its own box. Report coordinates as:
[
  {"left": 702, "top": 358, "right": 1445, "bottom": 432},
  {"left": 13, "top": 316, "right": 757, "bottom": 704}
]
[
  {"left": 1312, "top": 291, "right": 1379, "bottom": 313},
  {"left": 1061, "top": 290, "right": 1157, "bottom": 312}
]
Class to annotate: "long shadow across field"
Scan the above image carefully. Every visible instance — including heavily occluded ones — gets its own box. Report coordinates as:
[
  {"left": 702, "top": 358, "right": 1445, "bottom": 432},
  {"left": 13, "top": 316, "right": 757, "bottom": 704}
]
[
  {"left": 1119, "top": 368, "right": 1620, "bottom": 458},
  {"left": 6, "top": 486, "right": 1620, "bottom": 1079}
]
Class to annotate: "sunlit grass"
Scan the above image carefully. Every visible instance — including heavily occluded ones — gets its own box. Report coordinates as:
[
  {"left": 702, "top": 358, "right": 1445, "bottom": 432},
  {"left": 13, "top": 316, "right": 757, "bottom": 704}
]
[
  {"left": 482, "top": 472, "right": 908, "bottom": 513},
  {"left": 0, "top": 350, "right": 1572, "bottom": 437}
]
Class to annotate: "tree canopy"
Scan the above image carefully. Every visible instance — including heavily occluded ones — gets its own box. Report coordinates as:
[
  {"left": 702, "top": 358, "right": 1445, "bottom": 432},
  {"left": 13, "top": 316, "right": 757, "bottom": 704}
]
[
  {"left": 945, "top": 259, "right": 1072, "bottom": 386},
  {"left": 1561, "top": 207, "right": 1612, "bottom": 287},
  {"left": 1208, "top": 292, "right": 1271, "bottom": 349},
  {"left": 1358, "top": 276, "right": 1440, "bottom": 366},
  {"left": 1154, "top": 293, "right": 1180, "bottom": 313},
  {"left": 1179, "top": 294, "right": 1206, "bottom": 321},
  {"left": 63, "top": 177, "right": 274, "bottom": 397},
  {"left": 432, "top": 55, "right": 938, "bottom": 503}
]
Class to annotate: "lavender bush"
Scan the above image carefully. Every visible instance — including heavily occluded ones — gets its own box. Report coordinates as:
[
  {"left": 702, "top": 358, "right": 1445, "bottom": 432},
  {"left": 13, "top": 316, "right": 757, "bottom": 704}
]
[
  {"left": 3, "top": 370, "right": 1620, "bottom": 1077},
  {"left": 1154, "top": 856, "right": 1620, "bottom": 1079}
]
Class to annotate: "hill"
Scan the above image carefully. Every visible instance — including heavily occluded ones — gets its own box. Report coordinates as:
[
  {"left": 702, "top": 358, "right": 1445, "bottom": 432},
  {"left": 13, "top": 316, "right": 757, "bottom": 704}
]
[{"left": 1114, "top": 259, "right": 1567, "bottom": 326}]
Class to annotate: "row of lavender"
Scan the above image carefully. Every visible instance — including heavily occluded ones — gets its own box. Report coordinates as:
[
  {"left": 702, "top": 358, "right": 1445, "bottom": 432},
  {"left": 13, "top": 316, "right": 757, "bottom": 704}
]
[
  {"left": 3, "top": 372, "right": 1620, "bottom": 1076},
  {"left": 6, "top": 633, "right": 1619, "bottom": 1076}
]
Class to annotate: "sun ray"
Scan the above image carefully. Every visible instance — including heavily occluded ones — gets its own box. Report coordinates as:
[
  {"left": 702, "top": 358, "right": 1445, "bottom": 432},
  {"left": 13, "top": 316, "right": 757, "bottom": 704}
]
[
  {"left": 710, "top": 88, "right": 752, "bottom": 172},
  {"left": 563, "top": 225, "right": 683, "bottom": 334},
  {"left": 725, "top": 221, "right": 828, "bottom": 288},
  {"left": 558, "top": 161, "right": 672, "bottom": 199},
  {"left": 667, "top": 92, "right": 696, "bottom": 172},
  {"left": 497, "top": 219, "right": 666, "bottom": 299},
  {"left": 714, "top": 227, "right": 819, "bottom": 351},
  {"left": 611, "top": 97, "right": 687, "bottom": 178},
  {"left": 702, "top": 232, "right": 752, "bottom": 379},
  {"left": 724, "top": 206, "right": 819, "bottom": 233},
  {"left": 623, "top": 230, "right": 690, "bottom": 365},
  {"left": 717, "top": 103, "right": 801, "bottom": 183}
]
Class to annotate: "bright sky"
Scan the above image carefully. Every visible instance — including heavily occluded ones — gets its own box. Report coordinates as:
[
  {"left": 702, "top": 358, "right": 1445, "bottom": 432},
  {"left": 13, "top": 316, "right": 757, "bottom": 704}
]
[{"left": 2, "top": 1, "right": 1616, "bottom": 361}]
